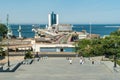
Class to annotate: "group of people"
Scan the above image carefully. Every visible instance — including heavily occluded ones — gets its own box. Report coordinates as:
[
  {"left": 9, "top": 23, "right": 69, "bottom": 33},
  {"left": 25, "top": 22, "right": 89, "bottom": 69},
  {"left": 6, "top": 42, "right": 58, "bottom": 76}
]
[
  {"left": 68, "top": 56, "right": 85, "bottom": 64},
  {"left": 68, "top": 56, "right": 95, "bottom": 65}
]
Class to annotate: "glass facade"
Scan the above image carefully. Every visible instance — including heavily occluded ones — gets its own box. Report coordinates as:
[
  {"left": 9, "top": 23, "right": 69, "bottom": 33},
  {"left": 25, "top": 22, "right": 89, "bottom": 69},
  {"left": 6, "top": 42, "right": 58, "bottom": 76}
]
[
  {"left": 40, "top": 47, "right": 56, "bottom": 52},
  {"left": 51, "top": 12, "right": 57, "bottom": 26},
  {"left": 40, "top": 47, "right": 74, "bottom": 52}
]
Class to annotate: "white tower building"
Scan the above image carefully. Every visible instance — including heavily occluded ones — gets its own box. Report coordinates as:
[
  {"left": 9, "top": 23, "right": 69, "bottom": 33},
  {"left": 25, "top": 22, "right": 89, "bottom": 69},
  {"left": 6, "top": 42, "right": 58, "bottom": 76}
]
[
  {"left": 56, "top": 14, "right": 59, "bottom": 25},
  {"left": 48, "top": 12, "right": 59, "bottom": 27},
  {"left": 48, "top": 13, "right": 51, "bottom": 27}
]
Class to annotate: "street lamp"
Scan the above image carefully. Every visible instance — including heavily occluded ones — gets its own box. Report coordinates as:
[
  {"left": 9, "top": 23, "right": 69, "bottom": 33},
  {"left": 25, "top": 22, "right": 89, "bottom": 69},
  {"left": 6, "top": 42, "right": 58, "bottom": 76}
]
[
  {"left": 7, "top": 37, "right": 10, "bottom": 68},
  {"left": 114, "top": 43, "right": 117, "bottom": 68},
  {"left": 6, "top": 14, "right": 10, "bottom": 68},
  {"left": 6, "top": 14, "right": 11, "bottom": 68}
]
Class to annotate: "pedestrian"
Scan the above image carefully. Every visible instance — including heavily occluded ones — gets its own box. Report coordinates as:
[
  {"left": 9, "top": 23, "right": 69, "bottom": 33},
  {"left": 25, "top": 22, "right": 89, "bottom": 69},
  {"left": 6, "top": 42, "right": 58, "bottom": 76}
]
[
  {"left": 80, "top": 58, "right": 83, "bottom": 64},
  {"left": 80, "top": 56, "right": 84, "bottom": 64},
  {"left": 82, "top": 59, "right": 84, "bottom": 64},
  {"left": 66, "top": 57, "right": 69, "bottom": 60},
  {"left": 35, "top": 52, "right": 39, "bottom": 58},
  {"left": 34, "top": 52, "right": 40, "bottom": 61},
  {"left": 92, "top": 59, "right": 94, "bottom": 64},
  {"left": 69, "top": 58, "right": 72, "bottom": 64},
  {"left": 82, "top": 57, "right": 85, "bottom": 64}
]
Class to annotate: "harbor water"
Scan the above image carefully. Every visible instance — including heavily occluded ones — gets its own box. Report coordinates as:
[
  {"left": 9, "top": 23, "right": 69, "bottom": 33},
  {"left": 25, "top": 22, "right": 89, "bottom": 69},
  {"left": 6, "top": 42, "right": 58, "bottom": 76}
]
[{"left": 10, "top": 24, "right": 120, "bottom": 38}]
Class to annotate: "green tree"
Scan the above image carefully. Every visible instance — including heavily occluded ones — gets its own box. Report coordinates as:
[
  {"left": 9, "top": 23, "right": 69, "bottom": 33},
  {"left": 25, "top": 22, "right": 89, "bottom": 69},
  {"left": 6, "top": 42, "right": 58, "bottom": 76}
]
[
  {"left": 102, "top": 36, "right": 120, "bottom": 58},
  {"left": 110, "top": 29, "right": 120, "bottom": 36},
  {"left": 75, "top": 29, "right": 120, "bottom": 59},
  {"left": 0, "top": 47, "right": 6, "bottom": 60},
  {"left": 75, "top": 39, "right": 91, "bottom": 57},
  {"left": 110, "top": 29, "right": 120, "bottom": 58},
  {"left": 24, "top": 50, "right": 33, "bottom": 59},
  {"left": 75, "top": 38, "right": 112, "bottom": 57},
  {"left": 0, "top": 24, "right": 8, "bottom": 39}
]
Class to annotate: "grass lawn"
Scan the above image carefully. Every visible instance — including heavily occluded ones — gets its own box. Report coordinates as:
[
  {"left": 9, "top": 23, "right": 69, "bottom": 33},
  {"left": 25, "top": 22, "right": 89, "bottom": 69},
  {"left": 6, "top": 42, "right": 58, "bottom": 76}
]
[{"left": 117, "top": 60, "right": 120, "bottom": 66}]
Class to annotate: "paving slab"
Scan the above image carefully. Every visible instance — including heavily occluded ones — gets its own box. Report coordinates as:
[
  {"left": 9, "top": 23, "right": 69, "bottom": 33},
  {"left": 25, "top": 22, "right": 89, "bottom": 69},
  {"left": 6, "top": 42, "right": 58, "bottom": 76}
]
[{"left": 0, "top": 58, "right": 120, "bottom": 80}]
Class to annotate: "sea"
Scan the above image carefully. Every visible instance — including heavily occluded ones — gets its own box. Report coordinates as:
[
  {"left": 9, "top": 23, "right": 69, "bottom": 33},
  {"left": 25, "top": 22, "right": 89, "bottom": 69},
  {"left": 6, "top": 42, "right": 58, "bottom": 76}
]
[{"left": 10, "top": 24, "right": 120, "bottom": 38}]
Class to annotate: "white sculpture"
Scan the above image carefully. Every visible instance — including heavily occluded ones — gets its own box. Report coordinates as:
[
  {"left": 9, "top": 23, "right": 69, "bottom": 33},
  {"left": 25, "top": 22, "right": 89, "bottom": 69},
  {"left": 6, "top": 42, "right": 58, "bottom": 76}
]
[{"left": 18, "top": 25, "right": 23, "bottom": 39}]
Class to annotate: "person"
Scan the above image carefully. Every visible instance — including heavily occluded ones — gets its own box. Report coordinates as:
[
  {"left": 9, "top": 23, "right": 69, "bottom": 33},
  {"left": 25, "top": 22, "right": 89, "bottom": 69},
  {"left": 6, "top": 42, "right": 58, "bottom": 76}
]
[
  {"left": 80, "top": 56, "right": 84, "bottom": 64},
  {"left": 69, "top": 58, "right": 72, "bottom": 64},
  {"left": 34, "top": 52, "right": 40, "bottom": 61},
  {"left": 66, "top": 57, "right": 69, "bottom": 60},
  {"left": 80, "top": 58, "right": 83, "bottom": 64},
  {"left": 92, "top": 59, "right": 94, "bottom": 64},
  {"left": 35, "top": 52, "right": 39, "bottom": 57},
  {"left": 82, "top": 59, "right": 84, "bottom": 64}
]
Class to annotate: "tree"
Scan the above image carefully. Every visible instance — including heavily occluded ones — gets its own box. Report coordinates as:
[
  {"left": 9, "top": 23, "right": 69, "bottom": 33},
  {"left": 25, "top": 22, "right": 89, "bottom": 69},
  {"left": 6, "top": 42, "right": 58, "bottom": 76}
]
[
  {"left": 75, "top": 39, "right": 91, "bottom": 57},
  {"left": 75, "top": 38, "right": 111, "bottom": 57},
  {"left": 75, "top": 29, "right": 120, "bottom": 59},
  {"left": 101, "top": 35, "right": 120, "bottom": 59},
  {"left": 71, "top": 32, "right": 79, "bottom": 41},
  {"left": 0, "top": 24, "right": 8, "bottom": 39},
  {"left": 24, "top": 50, "right": 33, "bottom": 59},
  {"left": 0, "top": 47, "right": 6, "bottom": 60},
  {"left": 110, "top": 29, "right": 120, "bottom": 36}
]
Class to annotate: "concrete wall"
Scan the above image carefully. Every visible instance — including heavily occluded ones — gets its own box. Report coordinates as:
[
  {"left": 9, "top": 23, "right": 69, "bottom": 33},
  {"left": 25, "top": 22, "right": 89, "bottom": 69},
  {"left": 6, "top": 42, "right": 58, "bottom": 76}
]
[{"left": 33, "top": 44, "right": 75, "bottom": 52}]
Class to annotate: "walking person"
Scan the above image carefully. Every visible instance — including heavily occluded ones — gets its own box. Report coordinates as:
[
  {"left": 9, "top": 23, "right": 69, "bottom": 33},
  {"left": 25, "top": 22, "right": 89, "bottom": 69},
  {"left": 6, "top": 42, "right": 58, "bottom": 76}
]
[
  {"left": 34, "top": 52, "right": 40, "bottom": 61},
  {"left": 82, "top": 59, "right": 84, "bottom": 64},
  {"left": 92, "top": 59, "right": 94, "bottom": 64},
  {"left": 69, "top": 58, "right": 72, "bottom": 64},
  {"left": 80, "top": 56, "right": 84, "bottom": 64},
  {"left": 80, "top": 58, "right": 83, "bottom": 64}
]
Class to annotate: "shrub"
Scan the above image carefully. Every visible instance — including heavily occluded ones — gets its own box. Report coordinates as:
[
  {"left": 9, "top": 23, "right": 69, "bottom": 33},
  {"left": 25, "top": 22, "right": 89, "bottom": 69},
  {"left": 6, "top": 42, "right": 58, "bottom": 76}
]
[
  {"left": 0, "top": 48, "right": 6, "bottom": 56},
  {"left": 24, "top": 50, "right": 33, "bottom": 59}
]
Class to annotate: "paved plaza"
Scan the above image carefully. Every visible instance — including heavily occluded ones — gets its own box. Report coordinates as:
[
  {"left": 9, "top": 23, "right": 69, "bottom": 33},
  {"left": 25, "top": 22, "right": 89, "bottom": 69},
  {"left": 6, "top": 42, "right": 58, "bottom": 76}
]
[{"left": 0, "top": 58, "right": 120, "bottom": 80}]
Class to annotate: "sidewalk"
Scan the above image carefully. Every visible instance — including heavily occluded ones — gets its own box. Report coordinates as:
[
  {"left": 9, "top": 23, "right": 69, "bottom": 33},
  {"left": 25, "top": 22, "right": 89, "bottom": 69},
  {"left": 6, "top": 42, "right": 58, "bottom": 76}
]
[{"left": 101, "top": 61, "right": 120, "bottom": 73}]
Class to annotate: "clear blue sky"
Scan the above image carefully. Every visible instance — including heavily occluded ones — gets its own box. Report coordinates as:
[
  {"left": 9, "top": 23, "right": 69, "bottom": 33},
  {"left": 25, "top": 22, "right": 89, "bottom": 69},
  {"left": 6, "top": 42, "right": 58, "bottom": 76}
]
[{"left": 0, "top": 0, "right": 120, "bottom": 24}]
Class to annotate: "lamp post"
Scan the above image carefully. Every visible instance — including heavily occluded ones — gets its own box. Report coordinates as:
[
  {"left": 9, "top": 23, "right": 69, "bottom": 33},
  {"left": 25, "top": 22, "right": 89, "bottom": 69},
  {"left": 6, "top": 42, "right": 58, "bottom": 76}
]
[
  {"left": 114, "top": 43, "right": 117, "bottom": 68},
  {"left": 6, "top": 14, "right": 10, "bottom": 68},
  {"left": 7, "top": 38, "right": 10, "bottom": 67}
]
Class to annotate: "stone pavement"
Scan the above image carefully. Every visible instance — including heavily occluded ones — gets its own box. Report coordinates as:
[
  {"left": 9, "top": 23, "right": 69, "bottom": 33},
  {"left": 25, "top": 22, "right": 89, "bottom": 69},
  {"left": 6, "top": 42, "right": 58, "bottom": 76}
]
[
  {"left": 0, "top": 58, "right": 120, "bottom": 80},
  {"left": 101, "top": 61, "right": 120, "bottom": 73}
]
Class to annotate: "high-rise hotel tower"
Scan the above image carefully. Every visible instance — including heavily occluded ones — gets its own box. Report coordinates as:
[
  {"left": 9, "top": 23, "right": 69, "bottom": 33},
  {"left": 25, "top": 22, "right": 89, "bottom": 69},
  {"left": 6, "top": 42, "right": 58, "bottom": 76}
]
[{"left": 48, "top": 12, "right": 59, "bottom": 27}]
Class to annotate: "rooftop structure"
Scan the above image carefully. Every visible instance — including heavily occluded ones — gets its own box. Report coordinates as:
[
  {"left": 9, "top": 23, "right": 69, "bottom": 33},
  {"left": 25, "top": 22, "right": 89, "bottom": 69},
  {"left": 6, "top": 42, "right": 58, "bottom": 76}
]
[{"left": 53, "top": 24, "right": 73, "bottom": 32}]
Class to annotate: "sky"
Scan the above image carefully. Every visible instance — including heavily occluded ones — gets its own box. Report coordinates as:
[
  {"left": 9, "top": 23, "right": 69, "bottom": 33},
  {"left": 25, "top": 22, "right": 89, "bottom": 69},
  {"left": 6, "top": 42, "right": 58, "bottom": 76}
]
[{"left": 0, "top": 0, "right": 120, "bottom": 24}]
